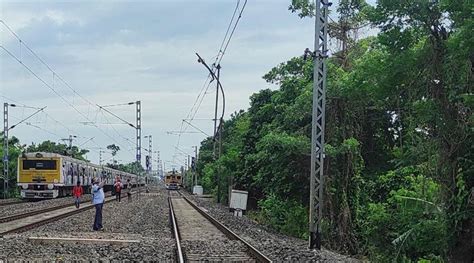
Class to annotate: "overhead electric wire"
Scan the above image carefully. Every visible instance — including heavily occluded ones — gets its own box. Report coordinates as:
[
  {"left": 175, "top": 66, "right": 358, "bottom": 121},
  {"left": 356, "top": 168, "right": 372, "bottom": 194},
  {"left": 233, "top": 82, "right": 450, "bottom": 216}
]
[
  {"left": 181, "top": 0, "right": 244, "bottom": 128},
  {"left": 0, "top": 20, "right": 95, "bottom": 107},
  {"left": 8, "top": 107, "right": 46, "bottom": 130},
  {"left": 183, "top": 119, "right": 211, "bottom": 137},
  {"left": 217, "top": 0, "right": 247, "bottom": 65},
  {"left": 185, "top": 0, "right": 247, "bottom": 124},
  {"left": 25, "top": 122, "right": 63, "bottom": 140},
  {"left": 173, "top": 0, "right": 248, "bottom": 161},
  {"left": 0, "top": 95, "right": 41, "bottom": 109},
  {"left": 78, "top": 137, "right": 95, "bottom": 148},
  {"left": 215, "top": 0, "right": 241, "bottom": 65},
  {"left": 100, "top": 102, "right": 136, "bottom": 108},
  {"left": 7, "top": 115, "right": 77, "bottom": 147},
  {"left": 0, "top": 46, "right": 88, "bottom": 119},
  {"left": 3, "top": 98, "right": 106, "bottom": 158},
  {"left": 2, "top": 95, "right": 104, "bottom": 152},
  {"left": 97, "top": 104, "right": 136, "bottom": 128},
  {"left": 98, "top": 110, "right": 135, "bottom": 155},
  {"left": 1, "top": 45, "right": 126, "bottom": 149},
  {"left": 1, "top": 20, "right": 133, "bottom": 157}
]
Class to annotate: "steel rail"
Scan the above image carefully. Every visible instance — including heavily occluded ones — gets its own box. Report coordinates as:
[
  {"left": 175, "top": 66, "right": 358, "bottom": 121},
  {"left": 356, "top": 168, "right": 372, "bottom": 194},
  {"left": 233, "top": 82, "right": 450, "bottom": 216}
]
[
  {"left": 177, "top": 191, "right": 272, "bottom": 263},
  {"left": 0, "top": 200, "right": 25, "bottom": 206},
  {"left": 0, "top": 202, "right": 78, "bottom": 223},
  {"left": 168, "top": 194, "right": 185, "bottom": 263},
  {"left": 0, "top": 191, "right": 137, "bottom": 236},
  {"left": 0, "top": 192, "right": 119, "bottom": 223}
]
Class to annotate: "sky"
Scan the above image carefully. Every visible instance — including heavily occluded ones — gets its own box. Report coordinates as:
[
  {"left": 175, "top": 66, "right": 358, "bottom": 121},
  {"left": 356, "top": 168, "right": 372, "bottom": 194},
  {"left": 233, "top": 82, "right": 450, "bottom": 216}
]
[{"left": 0, "top": 0, "right": 365, "bottom": 172}]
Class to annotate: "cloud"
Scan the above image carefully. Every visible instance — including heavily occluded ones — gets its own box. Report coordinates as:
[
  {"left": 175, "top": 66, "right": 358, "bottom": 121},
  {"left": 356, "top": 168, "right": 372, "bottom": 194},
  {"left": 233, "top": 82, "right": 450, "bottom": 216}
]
[{"left": 1, "top": 0, "right": 315, "bottom": 168}]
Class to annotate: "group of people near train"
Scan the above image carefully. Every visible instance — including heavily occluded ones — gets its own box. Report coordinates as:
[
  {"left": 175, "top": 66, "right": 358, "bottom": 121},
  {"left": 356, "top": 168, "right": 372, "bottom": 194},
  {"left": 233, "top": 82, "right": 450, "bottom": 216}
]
[{"left": 72, "top": 177, "right": 133, "bottom": 231}]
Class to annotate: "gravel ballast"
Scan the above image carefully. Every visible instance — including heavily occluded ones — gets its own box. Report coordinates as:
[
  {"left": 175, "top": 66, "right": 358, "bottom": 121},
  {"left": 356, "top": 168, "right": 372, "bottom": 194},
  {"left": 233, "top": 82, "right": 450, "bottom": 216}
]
[
  {"left": 0, "top": 193, "right": 99, "bottom": 218},
  {"left": 184, "top": 191, "right": 359, "bottom": 262},
  {"left": 1, "top": 186, "right": 359, "bottom": 262},
  {"left": 0, "top": 187, "right": 175, "bottom": 262}
]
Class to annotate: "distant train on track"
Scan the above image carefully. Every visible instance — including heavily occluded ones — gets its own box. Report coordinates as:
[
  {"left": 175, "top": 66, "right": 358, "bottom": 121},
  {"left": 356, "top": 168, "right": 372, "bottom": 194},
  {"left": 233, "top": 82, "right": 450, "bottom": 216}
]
[
  {"left": 17, "top": 152, "right": 139, "bottom": 199},
  {"left": 164, "top": 170, "right": 182, "bottom": 190}
]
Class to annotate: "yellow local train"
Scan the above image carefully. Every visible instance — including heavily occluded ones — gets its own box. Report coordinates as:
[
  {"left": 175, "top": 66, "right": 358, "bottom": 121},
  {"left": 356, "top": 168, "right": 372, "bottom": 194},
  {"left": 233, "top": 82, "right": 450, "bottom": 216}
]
[
  {"left": 17, "top": 152, "right": 138, "bottom": 199},
  {"left": 164, "top": 170, "right": 182, "bottom": 190}
]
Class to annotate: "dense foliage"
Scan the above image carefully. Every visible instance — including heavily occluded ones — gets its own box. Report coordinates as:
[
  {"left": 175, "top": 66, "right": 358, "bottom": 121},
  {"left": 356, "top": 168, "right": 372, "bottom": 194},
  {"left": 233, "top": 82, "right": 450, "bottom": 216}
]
[
  {"left": 27, "top": 140, "right": 90, "bottom": 161},
  {"left": 0, "top": 136, "right": 24, "bottom": 197},
  {"left": 196, "top": 0, "right": 473, "bottom": 261}
]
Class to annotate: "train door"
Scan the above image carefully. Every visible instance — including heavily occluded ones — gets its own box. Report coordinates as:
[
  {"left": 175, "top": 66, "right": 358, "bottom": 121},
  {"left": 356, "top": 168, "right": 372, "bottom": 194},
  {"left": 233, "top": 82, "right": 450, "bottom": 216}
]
[
  {"left": 66, "top": 162, "right": 73, "bottom": 186},
  {"left": 61, "top": 160, "right": 66, "bottom": 184},
  {"left": 81, "top": 167, "right": 85, "bottom": 185}
]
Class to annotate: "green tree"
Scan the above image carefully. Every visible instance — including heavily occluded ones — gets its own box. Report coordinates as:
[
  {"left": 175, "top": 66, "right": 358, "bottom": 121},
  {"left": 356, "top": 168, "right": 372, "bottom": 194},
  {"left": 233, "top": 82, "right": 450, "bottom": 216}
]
[
  {"left": 27, "top": 140, "right": 89, "bottom": 161},
  {"left": 0, "top": 136, "right": 23, "bottom": 198},
  {"left": 106, "top": 144, "right": 120, "bottom": 157},
  {"left": 196, "top": 1, "right": 473, "bottom": 261},
  {"left": 368, "top": 1, "right": 473, "bottom": 260}
]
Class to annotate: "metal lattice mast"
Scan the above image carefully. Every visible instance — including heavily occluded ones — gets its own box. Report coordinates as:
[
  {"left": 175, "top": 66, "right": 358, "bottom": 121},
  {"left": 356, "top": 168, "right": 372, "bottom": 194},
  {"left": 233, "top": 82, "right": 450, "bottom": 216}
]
[
  {"left": 136, "top": 101, "right": 141, "bottom": 164},
  {"left": 158, "top": 151, "right": 162, "bottom": 176},
  {"left": 144, "top": 135, "right": 152, "bottom": 184},
  {"left": 149, "top": 136, "right": 152, "bottom": 172},
  {"left": 3, "top": 103, "right": 9, "bottom": 199},
  {"left": 309, "top": 0, "right": 329, "bottom": 250}
]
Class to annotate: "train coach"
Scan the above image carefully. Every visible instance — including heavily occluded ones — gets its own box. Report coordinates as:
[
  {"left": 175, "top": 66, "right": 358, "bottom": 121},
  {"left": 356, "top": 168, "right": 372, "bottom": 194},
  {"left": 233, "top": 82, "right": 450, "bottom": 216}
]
[
  {"left": 164, "top": 170, "right": 182, "bottom": 190},
  {"left": 17, "top": 152, "right": 138, "bottom": 199}
]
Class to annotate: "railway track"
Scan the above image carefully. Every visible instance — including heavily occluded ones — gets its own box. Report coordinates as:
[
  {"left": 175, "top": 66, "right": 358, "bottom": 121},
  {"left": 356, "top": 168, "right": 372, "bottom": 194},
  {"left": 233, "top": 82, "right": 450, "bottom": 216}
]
[
  {"left": 0, "top": 191, "right": 137, "bottom": 236},
  {"left": 0, "top": 199, "right": 26, "bottom": 206},
  {"left": 169, "top": 190, "right": 271, "bottom": 263}
]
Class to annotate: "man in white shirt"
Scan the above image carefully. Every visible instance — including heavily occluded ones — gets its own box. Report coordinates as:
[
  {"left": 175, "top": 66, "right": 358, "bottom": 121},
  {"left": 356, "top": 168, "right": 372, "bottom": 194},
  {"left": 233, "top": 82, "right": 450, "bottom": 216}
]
[{"left": 91, "top": 178, "right": 105, "bottom": 231}]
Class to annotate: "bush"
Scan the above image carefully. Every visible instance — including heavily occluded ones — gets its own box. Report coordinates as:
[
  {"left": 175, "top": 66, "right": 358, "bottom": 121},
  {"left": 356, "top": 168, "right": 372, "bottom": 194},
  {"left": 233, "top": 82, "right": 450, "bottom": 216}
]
[
  {"left": 255, "top": 194, "right": 309, "bottom": 239},
  {"left": 359, "top": 170, "right": 448, "bottom": 261}
]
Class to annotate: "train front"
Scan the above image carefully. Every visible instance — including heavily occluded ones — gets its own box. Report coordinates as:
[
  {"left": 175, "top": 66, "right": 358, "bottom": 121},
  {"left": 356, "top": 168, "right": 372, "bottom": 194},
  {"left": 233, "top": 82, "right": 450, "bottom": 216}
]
[{"left": 17, "top": 152, "right": 62, "bottom": 199}]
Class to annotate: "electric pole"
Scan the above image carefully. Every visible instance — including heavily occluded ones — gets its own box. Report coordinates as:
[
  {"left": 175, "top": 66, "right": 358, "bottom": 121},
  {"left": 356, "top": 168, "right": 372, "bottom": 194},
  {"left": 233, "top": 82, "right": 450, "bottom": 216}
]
[
  {"left": 136, "top": 100, "right": 141, "bottom": 165},
  {"left": 61, "top": 135, "right": 77, "bottom": 156},
  {"left": 187, "top": 154, "right": 191, "bottom": 189},
  {"left": 99, "top": 149, "right": 106, "bottom": 165},
  {"left": 214, "top": 64, "right": 222, "bottom": 203},
  {"left": 154, "top": 150, "right": 160, "bottom": 177},
  {"left": 96, "top": 101, "right": 140, "bottom": 173},
  {"left": 3, "top": 103, "right": 9, "bottom": 199},
  {"left": 3, "top": 103, "right": 45, "bottom": 199},
  {"left": 213, "top": 64, "right": 221, "bottom": 153},
  {"left": 309, "top": 0, "right": 330, "bottom": 250},
  {"left": 183, "top": 157, "right": 187, "bottom": 188},
  {"left": 144, "top": 135, "right": 152, "bottom": 184},
  {"left": 192, "top": 146, "right": 198, "bottom": 186}
]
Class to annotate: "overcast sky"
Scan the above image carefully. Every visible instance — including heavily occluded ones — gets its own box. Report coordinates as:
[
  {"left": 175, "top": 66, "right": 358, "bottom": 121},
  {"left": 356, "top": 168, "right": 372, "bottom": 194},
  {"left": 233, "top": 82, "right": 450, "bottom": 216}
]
[{"left": 0, "top": 0, "right": 362, "bottom": 171}]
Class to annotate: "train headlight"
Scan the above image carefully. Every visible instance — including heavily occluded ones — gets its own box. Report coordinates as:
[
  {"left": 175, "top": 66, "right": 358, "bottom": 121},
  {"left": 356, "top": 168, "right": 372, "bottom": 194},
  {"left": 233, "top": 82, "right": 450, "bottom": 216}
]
[
  {"left": 22, "top": 184, "right": 28, "bottom": 190},
  {"left": 47, "top": 184, "right": 54, "bottom": 190},
  {"left": 53, "top": 179, "right": 58, "bottom": 183}
]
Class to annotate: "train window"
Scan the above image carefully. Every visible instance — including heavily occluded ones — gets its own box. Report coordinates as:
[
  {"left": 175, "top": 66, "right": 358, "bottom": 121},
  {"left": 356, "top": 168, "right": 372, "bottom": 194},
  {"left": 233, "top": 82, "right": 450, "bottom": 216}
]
[{"left": 23, "top": 160, "right": 57, "bottom": 170}]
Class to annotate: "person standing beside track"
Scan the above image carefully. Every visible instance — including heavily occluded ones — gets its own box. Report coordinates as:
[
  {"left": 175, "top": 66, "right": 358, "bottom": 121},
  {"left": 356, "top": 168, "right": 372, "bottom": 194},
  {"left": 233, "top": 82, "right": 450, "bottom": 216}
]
[
  {"left": 114, "top": 177, "right": 123, "bottom": 202},
  {"left": 91, "top": 178, "right": 105, "bottom": 231},
  {"left": 72, "top": 181, "right": 83, "bottom": 208}
]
